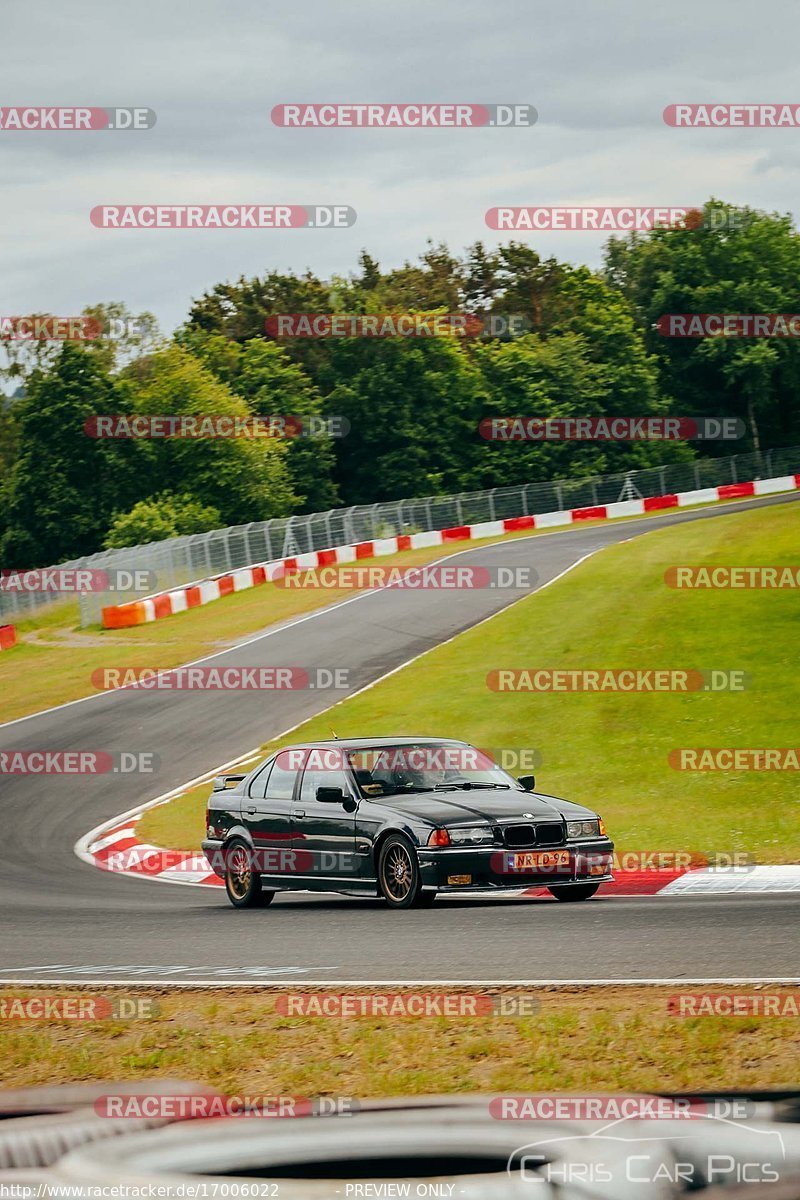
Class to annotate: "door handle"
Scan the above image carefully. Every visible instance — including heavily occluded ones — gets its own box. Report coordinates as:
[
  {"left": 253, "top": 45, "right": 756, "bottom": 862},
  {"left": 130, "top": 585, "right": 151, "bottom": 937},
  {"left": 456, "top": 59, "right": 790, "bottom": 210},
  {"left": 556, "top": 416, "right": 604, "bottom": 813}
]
[
  {"left": 245, "top": 806, "right": 256, "bottom": 815},
  {"left": 294, "top": 809, "right": 305, "bottom": 818}
]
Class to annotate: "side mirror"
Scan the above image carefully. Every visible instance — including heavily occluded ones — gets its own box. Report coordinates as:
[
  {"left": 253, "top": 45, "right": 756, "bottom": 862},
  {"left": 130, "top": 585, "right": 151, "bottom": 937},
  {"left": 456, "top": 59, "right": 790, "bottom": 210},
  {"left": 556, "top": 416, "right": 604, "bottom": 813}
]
[
  {"left": 316, "top": 785, "right": 346, "bottom": 804},
  {"left": 518, "top": 774, "right": 536, "bottom": 792}
]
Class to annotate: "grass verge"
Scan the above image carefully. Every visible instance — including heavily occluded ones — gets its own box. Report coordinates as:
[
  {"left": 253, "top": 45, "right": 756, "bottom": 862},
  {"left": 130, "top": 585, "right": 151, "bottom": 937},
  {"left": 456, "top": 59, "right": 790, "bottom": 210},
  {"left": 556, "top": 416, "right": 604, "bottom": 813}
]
[
  {"left": 0, "top": 986, "right": 796, "bottom": 1094},
  {"left": 139, "top": 500, "right": 800, "bottom": 861},
  {"left": 0, "top": 495, "right": 769, "bottom": 726}
]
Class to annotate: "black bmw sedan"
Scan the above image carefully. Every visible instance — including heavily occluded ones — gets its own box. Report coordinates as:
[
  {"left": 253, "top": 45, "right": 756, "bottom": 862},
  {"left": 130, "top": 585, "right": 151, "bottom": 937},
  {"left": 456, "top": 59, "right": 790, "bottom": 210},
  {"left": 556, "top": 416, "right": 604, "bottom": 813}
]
[{"left": 202, "top": 737, "right": 614, "bottom": 910}]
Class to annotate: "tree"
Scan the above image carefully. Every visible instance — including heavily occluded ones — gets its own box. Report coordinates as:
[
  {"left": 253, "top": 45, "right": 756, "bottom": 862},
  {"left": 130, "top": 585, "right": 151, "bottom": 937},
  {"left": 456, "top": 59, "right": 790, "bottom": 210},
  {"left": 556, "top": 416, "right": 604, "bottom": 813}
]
[
  {"left": 80, "top": 302, "right": 160, "bottom": 373},
  {"left": 182, "top": 335, "right": 339, "bottom": 513},
  {"left": 604, "top": 199, "right": 800, "bottom": 451},
  {"left": 322, "top": 337, "right": 488, "bottom": 504},
  {"left": 104, "top": 492, "right": 221, "bottom": 549},
  {"left": 0, "top": 304, "right": 158, "bottom": 386},
  {"left": 122, "top": 345, "right": 297, "bottom": 526},
  {"left": 474, "top": 270, "right": 693, "bottom": 486},
  {"left": 235, "top": 340, "right": 339, "bottom": 512},
  {"left": 0, "top": 344, "right": 140, "bottom": 567}
]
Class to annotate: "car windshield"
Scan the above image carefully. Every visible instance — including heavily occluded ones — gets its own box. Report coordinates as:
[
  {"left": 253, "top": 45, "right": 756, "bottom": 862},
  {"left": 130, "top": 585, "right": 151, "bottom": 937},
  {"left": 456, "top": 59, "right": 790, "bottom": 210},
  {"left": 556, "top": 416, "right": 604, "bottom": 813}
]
[{"left": 345, "top": 743, "right": 520, "bottom": 797}]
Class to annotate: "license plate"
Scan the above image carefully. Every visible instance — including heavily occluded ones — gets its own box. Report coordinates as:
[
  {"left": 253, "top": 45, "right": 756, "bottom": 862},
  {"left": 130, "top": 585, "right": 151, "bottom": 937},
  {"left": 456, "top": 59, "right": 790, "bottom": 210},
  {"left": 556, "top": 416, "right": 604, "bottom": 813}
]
[{"left": 510, "top": 849, "right": 571, "bottom": 873}]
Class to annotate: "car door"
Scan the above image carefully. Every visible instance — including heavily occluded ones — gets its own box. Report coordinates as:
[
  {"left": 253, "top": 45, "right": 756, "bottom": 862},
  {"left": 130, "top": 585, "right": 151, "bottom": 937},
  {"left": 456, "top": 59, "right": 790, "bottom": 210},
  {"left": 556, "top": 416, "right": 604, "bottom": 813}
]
[
  {"left": 291, "top": 754, "right": 358, "bottom": 883},
  {"left": 245, "top": 751, "right": 299, "bottom": 880}
]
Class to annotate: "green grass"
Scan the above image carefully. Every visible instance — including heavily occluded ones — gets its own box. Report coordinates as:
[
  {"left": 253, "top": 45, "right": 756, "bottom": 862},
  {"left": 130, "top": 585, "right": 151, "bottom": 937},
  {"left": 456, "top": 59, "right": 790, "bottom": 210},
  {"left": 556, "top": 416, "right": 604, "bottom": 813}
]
[
  {"left": 139, "top": 500, "right": 800, "bottom": 861},
  {"left": 0, "top": 986, "right": 796, "bottom": 1093},
  {"left": 0, "top": 495, "right": 760, "bottom": 726},
  {"left": 0, "top": 537, "right": 536, "bottom": 724}
]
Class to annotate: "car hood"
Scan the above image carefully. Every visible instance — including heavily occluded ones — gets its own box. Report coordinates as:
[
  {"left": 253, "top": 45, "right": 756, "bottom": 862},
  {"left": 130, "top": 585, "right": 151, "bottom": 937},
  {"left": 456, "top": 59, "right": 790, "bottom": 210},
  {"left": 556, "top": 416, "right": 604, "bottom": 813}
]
[{"left": 373, "top": 788, "right": 598, "bottom": 825}]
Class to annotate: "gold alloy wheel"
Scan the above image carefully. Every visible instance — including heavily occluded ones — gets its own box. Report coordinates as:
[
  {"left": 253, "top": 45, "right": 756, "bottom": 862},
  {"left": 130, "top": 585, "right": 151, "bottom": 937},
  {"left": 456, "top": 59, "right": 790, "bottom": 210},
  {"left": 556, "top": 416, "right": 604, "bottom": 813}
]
[
  {"left": 382, "top": 842, "right": 414, "bottom": 902},
  {"left": 227, "top": 844, "right": 252, "bottom": 900}
]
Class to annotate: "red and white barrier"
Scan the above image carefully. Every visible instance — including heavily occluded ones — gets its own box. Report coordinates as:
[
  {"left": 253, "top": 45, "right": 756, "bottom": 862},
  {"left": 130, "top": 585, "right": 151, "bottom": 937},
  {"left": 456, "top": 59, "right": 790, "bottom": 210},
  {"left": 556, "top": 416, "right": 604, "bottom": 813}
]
[
  {"left": 0, "top": 624, "right": 17, "bottom": 651},
  {"left": 85, "top": 815, "right": 799, "bottom": 897},
  {"left": 102, "top": 473, "right": 800, "bottom": 629}
]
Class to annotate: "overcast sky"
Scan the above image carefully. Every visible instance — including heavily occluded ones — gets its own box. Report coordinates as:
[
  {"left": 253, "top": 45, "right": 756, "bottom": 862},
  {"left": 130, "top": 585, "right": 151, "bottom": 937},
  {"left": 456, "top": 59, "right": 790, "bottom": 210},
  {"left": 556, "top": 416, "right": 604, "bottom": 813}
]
[{"left": 2, "top": 0, "right": 799, "bottom": 337}]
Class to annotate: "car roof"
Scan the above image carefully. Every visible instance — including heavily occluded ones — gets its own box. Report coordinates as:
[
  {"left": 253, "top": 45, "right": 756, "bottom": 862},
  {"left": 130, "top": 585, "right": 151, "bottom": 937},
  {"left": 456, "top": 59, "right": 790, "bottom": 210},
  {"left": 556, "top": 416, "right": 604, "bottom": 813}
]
[{"left": 275, "top": 736, "right": 470, "bottom": 751}]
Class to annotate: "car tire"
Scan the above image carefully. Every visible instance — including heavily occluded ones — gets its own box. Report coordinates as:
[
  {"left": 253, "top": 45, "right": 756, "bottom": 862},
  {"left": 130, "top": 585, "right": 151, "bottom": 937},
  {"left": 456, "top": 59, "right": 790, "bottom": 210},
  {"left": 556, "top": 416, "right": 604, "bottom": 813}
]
[
  {"left": 0, "top": 1081, "right": 207, "bottom": 1169},
  {"left": 547, "top": 882, "right": 601, "bottom": 902},
  {"left": 224, "top": 839, "right": 275, "bottom": 909},
  {"left": 378, "top": 836, "right": 428, "bottom": 909}
]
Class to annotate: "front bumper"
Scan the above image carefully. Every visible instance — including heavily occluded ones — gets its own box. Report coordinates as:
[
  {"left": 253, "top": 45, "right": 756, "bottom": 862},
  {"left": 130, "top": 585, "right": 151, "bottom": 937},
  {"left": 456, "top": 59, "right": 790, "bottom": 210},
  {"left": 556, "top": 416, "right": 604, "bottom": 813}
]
[{"left": 418, "top": 840, "right": 614, "bottom": 891}]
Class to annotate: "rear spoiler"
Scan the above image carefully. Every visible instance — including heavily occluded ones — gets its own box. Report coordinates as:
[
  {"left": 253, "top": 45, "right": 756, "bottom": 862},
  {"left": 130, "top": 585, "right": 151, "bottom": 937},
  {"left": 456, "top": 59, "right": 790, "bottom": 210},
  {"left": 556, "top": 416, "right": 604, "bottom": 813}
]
[{"left": 212, "top": 773, "right": 247, "bottom": 793}]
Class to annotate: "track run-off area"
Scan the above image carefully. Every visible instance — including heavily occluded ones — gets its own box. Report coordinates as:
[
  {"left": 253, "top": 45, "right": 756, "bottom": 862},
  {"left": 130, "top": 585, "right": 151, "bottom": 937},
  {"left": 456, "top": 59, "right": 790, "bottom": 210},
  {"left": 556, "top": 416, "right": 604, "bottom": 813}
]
[{"left": 0, "top": 492, "right": 798, "bottom": 985}]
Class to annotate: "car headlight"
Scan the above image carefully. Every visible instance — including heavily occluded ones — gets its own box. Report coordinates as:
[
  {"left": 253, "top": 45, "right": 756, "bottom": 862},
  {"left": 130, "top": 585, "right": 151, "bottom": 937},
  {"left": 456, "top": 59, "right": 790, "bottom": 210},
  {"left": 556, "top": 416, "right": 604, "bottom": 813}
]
[
  {"left": 447, "top": 826, "right": 495, "bottom": 845},
  {"left": 567, "top": 819, "right": 601, "bottom": 840}
]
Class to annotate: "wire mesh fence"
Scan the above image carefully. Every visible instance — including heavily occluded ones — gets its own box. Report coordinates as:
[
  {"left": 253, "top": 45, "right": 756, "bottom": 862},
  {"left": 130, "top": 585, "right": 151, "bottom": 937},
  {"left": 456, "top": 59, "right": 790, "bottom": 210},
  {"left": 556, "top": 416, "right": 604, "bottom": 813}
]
[{"left": 1, "top": 444, "right": 797, "bottom": 628}]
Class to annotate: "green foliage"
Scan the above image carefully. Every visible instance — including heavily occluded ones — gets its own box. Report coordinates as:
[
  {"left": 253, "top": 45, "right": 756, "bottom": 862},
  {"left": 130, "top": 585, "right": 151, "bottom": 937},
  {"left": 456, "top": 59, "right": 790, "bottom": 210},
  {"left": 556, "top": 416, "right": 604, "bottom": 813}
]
[
  {"left": 121, "top": 344, "right": 297, "bottom": 526},
  {"left": 0, "top": 344, "right": 140, "bottom": 568},
  {"left": 104, "top": 492, "right": 221, "bottom": 549},
  {"left": 604, "top": 199, "right": 800, "bottom": 451},
  {"left": 3, "top": 209, "right": 797, "bottom": 569},
  {"left": 323, "top": 336, "right": 489, "bottom": 503},
  {"left": 185, "top": 336, "right": 339, "bottom": 513}
]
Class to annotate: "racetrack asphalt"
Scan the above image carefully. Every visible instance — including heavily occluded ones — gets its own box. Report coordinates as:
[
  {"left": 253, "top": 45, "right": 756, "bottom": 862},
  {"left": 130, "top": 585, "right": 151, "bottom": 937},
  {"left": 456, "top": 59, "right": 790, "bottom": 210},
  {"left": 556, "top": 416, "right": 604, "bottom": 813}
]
[{"left": 1, "top": 492, "right": 798, "bottom": 985}]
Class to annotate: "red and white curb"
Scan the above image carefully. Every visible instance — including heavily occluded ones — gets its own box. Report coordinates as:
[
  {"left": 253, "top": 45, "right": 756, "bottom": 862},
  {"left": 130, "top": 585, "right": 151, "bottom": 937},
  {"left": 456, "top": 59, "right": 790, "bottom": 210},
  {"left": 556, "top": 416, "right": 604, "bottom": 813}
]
[
  {"left": 89, "top": 822, "right": 223, "bottom": 886},
  {"left": 79, "top": 806, "right": 800, "bottom": 897},
  {"left": 102, "top": 473, "right": 800, "bottom": 628}
]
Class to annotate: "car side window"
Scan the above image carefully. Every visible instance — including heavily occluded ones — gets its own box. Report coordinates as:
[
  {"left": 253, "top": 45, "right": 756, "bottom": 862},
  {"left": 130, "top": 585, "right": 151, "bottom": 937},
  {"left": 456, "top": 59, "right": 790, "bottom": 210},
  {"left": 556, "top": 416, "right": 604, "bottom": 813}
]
[
  {"left": 300, "top": 767, "right": 351, "bottom": 804},
  {"left": 247, "top": 760, "right": 274, "bottom": 800},
  {"left": 265, "top": 752, "right": 301, "bottom": 801}
]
